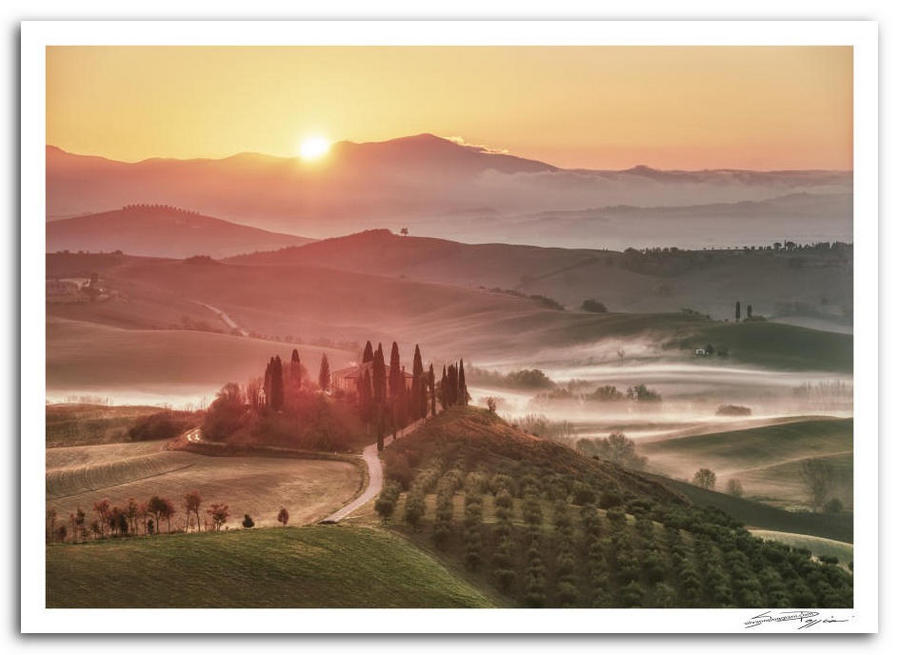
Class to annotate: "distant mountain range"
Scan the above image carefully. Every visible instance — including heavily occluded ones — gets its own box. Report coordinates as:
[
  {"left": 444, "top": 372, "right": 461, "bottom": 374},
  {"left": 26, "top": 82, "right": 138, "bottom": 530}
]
[
  {"left": 46, "top": 134, "right": 853, "bottom": 248},
  {"left": 46, "top": 205, "right": 313, "bottom": 259}
]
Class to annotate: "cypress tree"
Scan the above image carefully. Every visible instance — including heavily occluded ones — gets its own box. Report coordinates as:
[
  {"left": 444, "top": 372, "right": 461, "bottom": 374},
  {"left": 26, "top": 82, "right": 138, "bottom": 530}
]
[
  {"left": 412, "top": 345, "right": 424, "bottom": 419},
  {"left": 389, "top": 342, "right": 402, "bottom": 400},
  {"left": 440, "top": 365, "right": 448, "bottom": 409},
  {"left": 271, "top": 356, "right": 284, "bottom": 411},
  {"left": 747, "top": 304, "right": 753, "bottom": 318},
  {"left": 319, "top": 353, "right": 331, "bottom": 391},
  {"left": 735, "top": 301, "right": 741, "bottom": 322},
  {"left": 458, "top": 358, "right": 468, "bottom": 406},
  {"left": 447, "top": 364, "right": 459, "bottom": 407},
  {"left": 263, "top": 358, "right": 273, "bottom": 408},
  {"left": 373, "top": 344, "right": 387, "bottom": 404},
  {"left": 428, "top": 363, "right": 436, "bottom": 416},
  {"left": 362, "top": 340, "right": 374, "bottom": 364},
  {"left": 290, "top": 348, "right": 302, "bottom": 387}
]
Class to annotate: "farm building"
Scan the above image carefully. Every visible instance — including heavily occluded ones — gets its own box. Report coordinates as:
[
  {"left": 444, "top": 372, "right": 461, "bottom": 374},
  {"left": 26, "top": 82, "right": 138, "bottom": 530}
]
[{"left": 330, "top": 361, "right": 414, "bottom": 394}]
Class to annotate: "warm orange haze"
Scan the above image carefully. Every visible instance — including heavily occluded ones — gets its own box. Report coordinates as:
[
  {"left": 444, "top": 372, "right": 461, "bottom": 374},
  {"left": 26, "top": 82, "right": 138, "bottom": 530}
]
[
  {"left": 44, "top": 44, "right": 855, "bottom": 613},
  {"left": 47, "top": 45, "right": 852, "bottom": 170}
]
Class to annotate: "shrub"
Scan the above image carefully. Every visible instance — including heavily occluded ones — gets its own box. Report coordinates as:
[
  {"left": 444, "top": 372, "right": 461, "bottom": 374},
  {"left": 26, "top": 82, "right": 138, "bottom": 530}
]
[
  {"left": 129, "top": 411, "right": 197, "bottom": 442},
  {"left": 572, "top": 483, "right": 596, "bottom": 506},
  {"left": 824, "top": 498, "right": 844, "bottom": 513},
  {"left": 581, "top": 299, "right": 608, "bottom": 313},
  {"left": 241, "top": 514, "right": 255, "bottom": 529},
  {"left": 726, "top": 479, "right": 744, "bottom": 497}
]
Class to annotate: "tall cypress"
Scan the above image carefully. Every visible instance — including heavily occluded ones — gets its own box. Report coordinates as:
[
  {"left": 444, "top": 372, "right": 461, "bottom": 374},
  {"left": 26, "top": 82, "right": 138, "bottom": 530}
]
[
  {"left": 290, "top": 348, "right": 302, "bottom": 387},
  {"left": 458, "top": 358, "right": 468, "bottom": 406},
  {"left": 362, "top": 340, "right": 374, "bottom": 364},
  {"left": 263, "top": 358, "right": 273, "bottom": 408},
  {"left": 447, "top": 364, "right": 458, "bottom": 407},
  {"left": 428, "top": 363, "right": 436, "bottom": 416},
  {"left": 440, "top": 365, "right": 448, "bottom": 409},
  {"left": 271, "top": 356, "right": 284, "bottom": 411},
  {"left": 319, "top": 353, "right": 331, "bottom": 391},
  {"left": 735, "top": 301, "right": 741, "bottom": 322},
  {"left": 388, "top": 342, "right": 402, "bottom": 400},
  {"left": 411, "top": 345, "right": 424, "bottom": 420},
  {"left": 373, "top": 344, "right": 387, "bottom": 404}
]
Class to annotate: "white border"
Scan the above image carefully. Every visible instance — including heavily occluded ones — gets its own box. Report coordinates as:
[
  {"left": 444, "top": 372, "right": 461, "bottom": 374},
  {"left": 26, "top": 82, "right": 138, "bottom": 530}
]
[{"left": 20, "top": 20, "right": 878, "bottom": 634}]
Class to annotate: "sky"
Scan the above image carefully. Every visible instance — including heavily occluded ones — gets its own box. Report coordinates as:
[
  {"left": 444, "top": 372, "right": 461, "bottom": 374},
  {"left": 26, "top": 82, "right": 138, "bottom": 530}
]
[{"left": 46, "top": 46, "right": 852, "bottom": 170}]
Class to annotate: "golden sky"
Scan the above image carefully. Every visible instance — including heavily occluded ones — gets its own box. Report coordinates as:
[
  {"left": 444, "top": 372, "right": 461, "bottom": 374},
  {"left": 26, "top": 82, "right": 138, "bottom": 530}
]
[{"left": 46, "top": 46, "right": 852, "bottom": 170}]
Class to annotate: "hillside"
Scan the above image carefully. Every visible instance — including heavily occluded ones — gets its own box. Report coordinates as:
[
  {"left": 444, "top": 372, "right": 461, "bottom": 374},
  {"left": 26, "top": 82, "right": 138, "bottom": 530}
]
[
  {"left": 46, "top": 317, "right": 352, "bottom": 404},
  {"left": 47, "top": 252, "right": 853, "bottom": 372},
  {"left": 373, "top": 407, "right": 852, "bottom": 607},
  {"left": 229, "top": 229, "right": 852, "bottom": 327},
  {"left": 639, "top": 419, "right": 853, "bottom": 508},
  {"left": 47, "top": 205, "right": 313, "bottom": 258},
  {"left": 46, "top": 137, "right": 851, "bottom": 247},
  {"left": 46, "top": 526, "right": 493, "bottom": 608}
]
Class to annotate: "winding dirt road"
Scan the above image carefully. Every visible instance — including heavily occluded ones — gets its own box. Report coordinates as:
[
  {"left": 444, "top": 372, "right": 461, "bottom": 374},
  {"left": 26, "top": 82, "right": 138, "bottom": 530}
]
[{"left": 322, "top": 419, "right": 424, "bottom": 523}]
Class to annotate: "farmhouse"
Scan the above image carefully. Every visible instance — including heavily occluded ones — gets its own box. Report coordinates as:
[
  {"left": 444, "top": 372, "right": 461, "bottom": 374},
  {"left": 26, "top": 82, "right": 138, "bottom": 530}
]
[{"left": 331, "top": 361, "right": 414, "bottom": 394}]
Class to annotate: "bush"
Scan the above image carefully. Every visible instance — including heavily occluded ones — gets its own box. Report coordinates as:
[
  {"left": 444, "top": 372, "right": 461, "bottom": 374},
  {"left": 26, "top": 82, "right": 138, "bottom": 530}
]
[
  {"left": 581, "top": 299, "right": 608, "bottom": 313},
  {"left": 129, "top": 411, "right": 197, "bottom": 442},
  {"left": 241, "top": 514, "right": 255, "bottom": 529},
  {"left": 572, "top": 483, "right": 596, "bottom": 506},
  {"left": 716, "top": 404, "right": 752, "bottom": 416},
  {"left": 726, "top": 479, "right": 744, "bottom": 497},
  {"left": 824, "top": 498, "right": 844, "bottom": 513}
]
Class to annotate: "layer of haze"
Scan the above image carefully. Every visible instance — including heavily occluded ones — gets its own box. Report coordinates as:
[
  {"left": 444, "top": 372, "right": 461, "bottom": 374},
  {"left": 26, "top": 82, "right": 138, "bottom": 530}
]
[{"left": 46, "top": 46, "right": 852, "bottom": 170}]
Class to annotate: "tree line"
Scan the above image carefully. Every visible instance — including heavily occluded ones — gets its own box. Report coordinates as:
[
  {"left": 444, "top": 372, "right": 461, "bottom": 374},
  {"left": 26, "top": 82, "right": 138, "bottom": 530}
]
[{"left": 46, "top": 492, "right": 293, "bottom": 544}]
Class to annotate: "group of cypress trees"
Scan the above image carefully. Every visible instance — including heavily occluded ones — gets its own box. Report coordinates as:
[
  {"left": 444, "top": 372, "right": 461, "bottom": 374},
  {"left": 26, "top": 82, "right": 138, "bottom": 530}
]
[
  {"left": 438, "top": 359, "right": 469, "bottom": 409},
  {"left": 357, "top": 340, "right": 442, "bottom": 451},
  {"left": 262, "top": 356, "right": 285, "bottom": 411}
]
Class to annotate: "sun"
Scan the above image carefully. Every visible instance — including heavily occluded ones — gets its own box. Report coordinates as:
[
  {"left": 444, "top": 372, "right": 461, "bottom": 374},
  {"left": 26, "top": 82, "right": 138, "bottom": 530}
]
[{"left": 299, "top": 135, "right": 331, "bottom": 161}]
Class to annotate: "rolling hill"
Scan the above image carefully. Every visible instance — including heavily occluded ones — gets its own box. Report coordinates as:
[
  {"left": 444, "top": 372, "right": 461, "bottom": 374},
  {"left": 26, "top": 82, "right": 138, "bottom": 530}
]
[
  {"left": 640, "top": 419, "right": 853, "bottom": 509},
  {"left": 46, "top": 526, "right": 494, "bottom": 608},
  {"left": 47, "top": 204, "right": 313, "bottom": 258},
  {"left": 46, "top": 135, "right": 852, "bottom": 248},
  {"left": 228, "top": 229, "right": 853, "bottom": 327},
  {"left": 47, "top": 251, "right": 852, "bottom": 373}
]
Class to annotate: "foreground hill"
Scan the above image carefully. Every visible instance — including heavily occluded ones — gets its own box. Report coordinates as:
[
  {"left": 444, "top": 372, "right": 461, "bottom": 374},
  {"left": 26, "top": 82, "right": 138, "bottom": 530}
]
[
  {"left": 47, "top": 205, "right": 313, "bottom": 258},
  {"left": 46, "top": 137, "right": 851, "bottom": 247},
  {"left": 375, "top": 407, "right": 851, "bottom": 607},
  {"left": 46, "top": 526, "right": 494, "bottom": 608},
  {"left": 229, "top": 229, "right": 852, "bottom": 328}
]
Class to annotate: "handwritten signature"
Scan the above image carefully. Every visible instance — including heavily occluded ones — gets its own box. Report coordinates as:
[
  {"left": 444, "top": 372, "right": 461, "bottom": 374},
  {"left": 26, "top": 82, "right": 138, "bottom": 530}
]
[{"left": 745, "top": 610, "right": 850, "bottom": 630}]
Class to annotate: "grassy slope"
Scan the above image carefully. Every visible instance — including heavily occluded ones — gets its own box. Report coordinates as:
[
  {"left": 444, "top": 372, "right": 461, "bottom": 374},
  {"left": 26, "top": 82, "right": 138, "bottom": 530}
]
[
  {"left": 675, "top": 321, "right": 853, "bottom": 372},
  {"left": 46, "top": 440, "right": 361, "bottom": 529},
  {"left": 46, "top": 404, "right": 162, "bottom": 447},
  {"left": 46, "top": 317, "right": 350, "bottom": 393},
  {"left": 749, "top": 530, "right": 853, "bottom": 566},
  {"left": 46, "top": 526, "right": 493, "bottom": 608},
  {"left": 639, "top": 419, "right": 853, "bottom": 508},
  {"left": 48, "top": 253, "right": 851, "bottom": 371},
  {"left": 644, "top": 473, "right": 852, "bottom": 543},
  {"left": 640, "top": 418, "right": 852, "bottom": 471},
  {"left": 228, "top": 230, "right": 852, "bottom": 324}
]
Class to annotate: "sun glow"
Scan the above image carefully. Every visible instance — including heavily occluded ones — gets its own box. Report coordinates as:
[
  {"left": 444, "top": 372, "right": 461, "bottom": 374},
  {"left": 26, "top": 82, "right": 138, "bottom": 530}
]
[{"left": 299, "top": 136, "right": 331, "bottom": 161}]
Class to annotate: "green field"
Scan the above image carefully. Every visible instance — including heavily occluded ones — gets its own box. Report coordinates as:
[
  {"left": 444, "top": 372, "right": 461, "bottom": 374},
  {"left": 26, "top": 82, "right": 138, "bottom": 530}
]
[
  {"left": 640, "top": 418, "right": 853, "bottom": 509},
  {"left": 646, "top": 473, "right": 852, "bottom": 543},
  {"left": 46, "top": 526, "right": 494, "bottom": 608},
  {"left": 674, "top": 320, "right": 852, "bottom": 372},
  {"left": 750, "top": 530, "right": 853, "bottom": 566}
]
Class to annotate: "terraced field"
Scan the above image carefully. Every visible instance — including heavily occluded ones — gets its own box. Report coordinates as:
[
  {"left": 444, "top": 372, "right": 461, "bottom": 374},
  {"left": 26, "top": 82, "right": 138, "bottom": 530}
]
[{"left": 46, "top": 441, "right": 363, "bottom": 529}]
